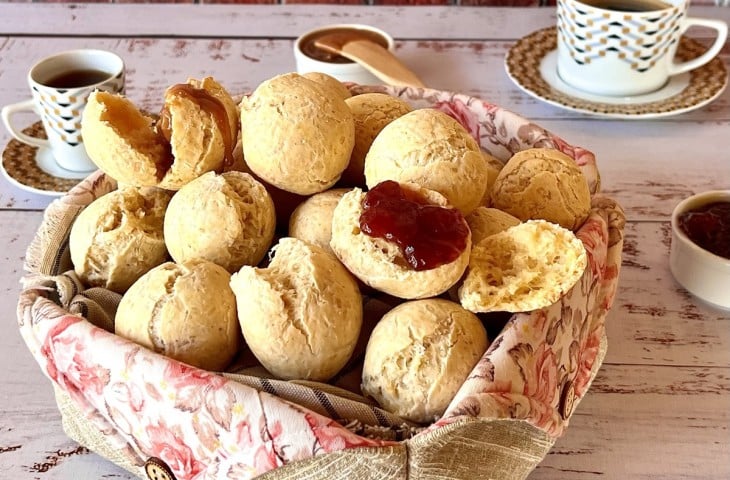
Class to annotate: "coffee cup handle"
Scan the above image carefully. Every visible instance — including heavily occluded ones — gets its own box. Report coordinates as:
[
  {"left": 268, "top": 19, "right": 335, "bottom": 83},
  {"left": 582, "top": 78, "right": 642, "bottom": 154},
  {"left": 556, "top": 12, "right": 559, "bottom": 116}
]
[
  {"left": 1, "top": 99, "right": 50, "bottom": 150},
  {"left": 669, "top": 18, "right": 728, "bottom": 76}
]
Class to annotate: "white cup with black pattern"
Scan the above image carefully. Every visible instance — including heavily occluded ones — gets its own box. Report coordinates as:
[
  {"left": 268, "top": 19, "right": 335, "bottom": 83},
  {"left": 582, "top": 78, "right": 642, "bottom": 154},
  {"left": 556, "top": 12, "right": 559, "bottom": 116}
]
[
  {"left": 1, "top": 49, "right": 124, "bottom": 176},
  {"left": 556, "top": 0, "right": 727, "bottom": 96}
]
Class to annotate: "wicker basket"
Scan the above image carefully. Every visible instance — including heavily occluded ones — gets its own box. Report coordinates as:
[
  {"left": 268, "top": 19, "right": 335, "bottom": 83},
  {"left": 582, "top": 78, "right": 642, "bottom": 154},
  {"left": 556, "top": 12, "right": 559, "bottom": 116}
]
[{"left": 17, "top": 85, "right": 625, "bottom": 480}]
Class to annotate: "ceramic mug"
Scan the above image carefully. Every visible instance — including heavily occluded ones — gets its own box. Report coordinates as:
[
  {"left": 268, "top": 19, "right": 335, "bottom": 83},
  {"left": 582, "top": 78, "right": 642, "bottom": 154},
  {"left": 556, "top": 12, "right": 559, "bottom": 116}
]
[
  {"left": 294, "top": 24, "right": 395, "bottom": 85},
  {"left": 556, "top": 0, "right": 728, "bottom": 96},
  {"left": 1, "top": 49, "right": 125, "bottom": 176}
]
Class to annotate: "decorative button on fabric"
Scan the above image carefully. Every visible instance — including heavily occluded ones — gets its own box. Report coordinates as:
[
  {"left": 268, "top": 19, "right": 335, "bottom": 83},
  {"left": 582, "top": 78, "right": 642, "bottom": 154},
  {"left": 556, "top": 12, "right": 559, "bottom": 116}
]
[
  {"left": 145, "top": 457, "right": 176, "bottom": 480},
  {"left": 560, "top": 380, "right": 576, "bottom": 420}
]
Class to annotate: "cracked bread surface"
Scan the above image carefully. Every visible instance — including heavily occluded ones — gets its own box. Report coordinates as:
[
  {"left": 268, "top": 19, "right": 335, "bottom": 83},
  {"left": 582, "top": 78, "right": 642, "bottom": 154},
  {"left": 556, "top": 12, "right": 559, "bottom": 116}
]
[
  {"left": 115, "top": 259, "right": 240, "bottom": 371},
  {"left": 160, "top": 77, "right": 238, "bottom": 190},
  {"left": 361, "top": 298, "right": 488, "bottom": 423},
  {"left": 69, "top": 186, "right": 171, "bottom": 294},
  {"left": 81, "top": 91, "right": 167, "bottom": 186},
  {"left": 229, "top": 237, "right": 362, "bottom": 382},
  {"left": 81, "top": 77, "right": 238, "bottom": 190},
  {"left": 164, "top": 171, "right": 276, "bottom": 273},
  {"left": 490, "top": 148, "right": 591, "bottom": 231}
]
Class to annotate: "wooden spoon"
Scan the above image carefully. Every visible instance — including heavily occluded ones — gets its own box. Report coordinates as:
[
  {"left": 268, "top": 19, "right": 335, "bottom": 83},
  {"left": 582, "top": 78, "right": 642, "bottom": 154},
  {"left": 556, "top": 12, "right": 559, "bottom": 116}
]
[{"left": 314, "top": 33, "right": 425, "bottom": 88}]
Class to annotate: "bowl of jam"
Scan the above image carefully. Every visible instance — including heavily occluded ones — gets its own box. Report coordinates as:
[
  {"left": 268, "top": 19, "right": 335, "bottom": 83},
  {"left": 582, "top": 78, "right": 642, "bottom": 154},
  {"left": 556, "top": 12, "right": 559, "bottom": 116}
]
[
  {"left": 670, "top": 190, "right": 730, "bottom": 310},
  {"left": 294, "top": 24, "right": 394, "bottom": 85}
]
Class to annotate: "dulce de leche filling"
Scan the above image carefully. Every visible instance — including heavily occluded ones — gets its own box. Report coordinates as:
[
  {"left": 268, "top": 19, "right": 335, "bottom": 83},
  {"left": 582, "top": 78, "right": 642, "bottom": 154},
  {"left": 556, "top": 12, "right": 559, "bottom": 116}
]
[
  {"left": 156, "top": 83, "right": 235, "bottom": 180},
  {"left": 299, "top": 27, "right": 390, "bottom": 64},
  {"left": 359, "top": 180, "right": 469, "bottom": 271}
]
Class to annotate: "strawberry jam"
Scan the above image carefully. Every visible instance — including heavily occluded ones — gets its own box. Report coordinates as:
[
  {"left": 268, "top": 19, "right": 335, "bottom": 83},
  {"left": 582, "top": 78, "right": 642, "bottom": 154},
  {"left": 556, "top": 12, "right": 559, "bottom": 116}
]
[
  {"left": 678, "top": 201, "right": 730, "bottom": 260},
  {"left": 359, "top": 181, "right": 469, "bottom": 271}
]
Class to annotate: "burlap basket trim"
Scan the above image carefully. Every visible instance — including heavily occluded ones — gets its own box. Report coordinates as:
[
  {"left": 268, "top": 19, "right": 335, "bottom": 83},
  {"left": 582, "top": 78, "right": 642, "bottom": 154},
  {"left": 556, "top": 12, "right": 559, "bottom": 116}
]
[
  {"left": 17, "top": 85, "right": 624, "bottom": 480},
  {"left": 53, "top": 333, "right": 607, "bottom": 480}
]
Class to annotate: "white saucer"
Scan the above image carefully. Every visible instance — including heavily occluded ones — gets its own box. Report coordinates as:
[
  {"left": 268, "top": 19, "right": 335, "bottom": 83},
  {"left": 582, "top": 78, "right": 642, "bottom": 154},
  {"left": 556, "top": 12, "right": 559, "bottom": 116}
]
[
  {"left": 540, "top": 51, "right": 691, "bottom": 106},
  {"left": 1, "top": 122, "right": 92, "bottom": 197},
  {"left": 505, "top": 27, "right": 729, "bottom": 119},
  {"left": 35, "top": 147, "right": 94, "bottom": 180}
]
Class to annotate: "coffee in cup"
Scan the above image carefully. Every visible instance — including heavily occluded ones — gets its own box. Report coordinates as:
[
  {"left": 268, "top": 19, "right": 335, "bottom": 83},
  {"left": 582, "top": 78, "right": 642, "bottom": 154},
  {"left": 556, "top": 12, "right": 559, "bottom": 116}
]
[
  {"left": 580, "top": 0, "right": 671, "bottom": 12},
  {"left": 556, "top": 0, "right": 727, "bottom": 96},
  {"left": 1, "top": 49, "right": 125, "bottom": 176}
]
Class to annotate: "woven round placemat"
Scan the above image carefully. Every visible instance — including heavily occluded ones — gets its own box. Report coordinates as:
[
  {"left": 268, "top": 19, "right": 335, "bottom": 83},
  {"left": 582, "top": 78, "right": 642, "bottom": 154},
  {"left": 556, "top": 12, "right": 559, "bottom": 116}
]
[{"left": 2, "top": 122, "right": 81, "bottom": 194}]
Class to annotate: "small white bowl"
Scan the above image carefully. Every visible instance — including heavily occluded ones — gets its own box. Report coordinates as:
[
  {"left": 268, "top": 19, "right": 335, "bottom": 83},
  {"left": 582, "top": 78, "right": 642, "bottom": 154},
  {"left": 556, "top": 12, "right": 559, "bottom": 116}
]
[
  {"left": 669, "top": 190, "right": 730, "bottom": 310},
  {"left": 294, "top": 24, "right": 394, "bottom": 85}
]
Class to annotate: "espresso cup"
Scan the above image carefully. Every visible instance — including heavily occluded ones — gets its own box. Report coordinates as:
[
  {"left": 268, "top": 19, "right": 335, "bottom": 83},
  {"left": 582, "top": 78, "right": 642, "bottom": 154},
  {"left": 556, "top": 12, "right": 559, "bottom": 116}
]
[
  {"left": 294, "top": 24, "right": 395, "bottom": 85},
  {"left": 1, "top": 49, "right": 124, "bottom": 175},
  {"left": 556, "top": 0, "right": 728, "bottom": 96}
]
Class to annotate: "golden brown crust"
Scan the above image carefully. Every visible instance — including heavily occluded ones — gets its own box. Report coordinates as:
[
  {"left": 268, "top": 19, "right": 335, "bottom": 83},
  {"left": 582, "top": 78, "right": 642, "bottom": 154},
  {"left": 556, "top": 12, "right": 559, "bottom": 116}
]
[
  {"left": 342, "top": 93, "right": 412, "bottom": 187},
  {"left": 69, "top": 186, "right": 171, "bottom": 293},
  {"left": 78, "top": 74, "right": 597, "bottom": 389},
  {"left": 115, "top": 259, "right": 240, "bottom": 371},
  {"left": 164, "top": 171, "right": 276, "bottom": 272},
  {"left": 302, "top": 72, "right": 352, "bottom": 101},
  {"left": 81, "top": 91, "right": 168, "bottom": 187},
  {"left": 81, "top": 77, "right": 239, "bottom": 190},
  {"left": 465, "top": 206, "right": 521, "bottom": 246},
  {"left": 364, "top": 108, "right": 489, "bottom": 215},
  {"left": 361, "top": 299, "right": 488, "bottom": 423},
  {"left": 490, "top": 148, "right": 592, "bottom": 231},
  {"left": 230, "top": 238, "right": 362, "bottom": 381},
  {"left": 479, "top": 150, "right": 504, "bottom": 207},
  {"left": 240, "top": 73, "right": 355, "bottom": 195},
  {"left": 160, "top": 77, "right": 239, "bottom": 189},
  {"left": 288, "top": 188, "right": 350, "bottom": 257}
]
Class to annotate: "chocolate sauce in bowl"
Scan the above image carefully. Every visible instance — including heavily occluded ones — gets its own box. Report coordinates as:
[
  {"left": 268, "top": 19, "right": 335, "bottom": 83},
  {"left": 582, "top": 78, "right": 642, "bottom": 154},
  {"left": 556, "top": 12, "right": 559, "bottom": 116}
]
[{"left": 678, "top": 201, "right": 730, "bottom": 260}]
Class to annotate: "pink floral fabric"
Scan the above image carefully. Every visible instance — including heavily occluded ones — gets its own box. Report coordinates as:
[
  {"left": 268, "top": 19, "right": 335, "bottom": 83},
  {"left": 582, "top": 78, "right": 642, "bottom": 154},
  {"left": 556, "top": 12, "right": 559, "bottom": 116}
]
[
  {"left": 18, "top": 85, "right": 624, "bottom": 479},
  {"left": 434, "top": 200, "right": 622, "bottom": 437},
  {"left": 19, "top": 294, "right": 393, "bottom": 480}
]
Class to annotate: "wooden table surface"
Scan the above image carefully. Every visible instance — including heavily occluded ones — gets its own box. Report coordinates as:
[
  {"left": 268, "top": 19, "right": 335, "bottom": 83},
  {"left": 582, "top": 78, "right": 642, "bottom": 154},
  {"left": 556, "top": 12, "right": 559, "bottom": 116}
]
[{"left": 1, "top": 4, "right": 728, "bottom": 479}]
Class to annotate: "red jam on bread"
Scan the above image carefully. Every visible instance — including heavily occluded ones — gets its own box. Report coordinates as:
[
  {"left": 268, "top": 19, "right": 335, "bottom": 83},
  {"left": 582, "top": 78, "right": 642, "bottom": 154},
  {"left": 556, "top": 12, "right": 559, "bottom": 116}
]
[{"left": 359, "top": 180, "right": 469, "bottom": 271}]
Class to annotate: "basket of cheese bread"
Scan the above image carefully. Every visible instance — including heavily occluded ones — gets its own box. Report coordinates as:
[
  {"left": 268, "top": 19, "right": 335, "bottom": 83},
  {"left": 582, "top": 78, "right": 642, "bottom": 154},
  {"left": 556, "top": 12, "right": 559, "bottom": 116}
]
[{"left": 17, "top": 72, "right": 625, "bottom": 480}]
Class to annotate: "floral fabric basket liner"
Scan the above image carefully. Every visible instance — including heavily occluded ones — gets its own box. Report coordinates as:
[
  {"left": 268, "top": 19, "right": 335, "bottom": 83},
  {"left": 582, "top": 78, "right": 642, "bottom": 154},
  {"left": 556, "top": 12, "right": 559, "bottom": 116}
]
[{"left": 17, "top": 84, "right": 625, "bottom": 480}]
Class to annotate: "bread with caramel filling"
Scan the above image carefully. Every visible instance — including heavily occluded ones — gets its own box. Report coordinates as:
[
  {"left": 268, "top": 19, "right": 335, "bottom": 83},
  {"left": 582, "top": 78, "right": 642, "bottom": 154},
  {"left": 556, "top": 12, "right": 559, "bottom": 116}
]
[{"left": 81, "top": 77, "right": 238, "bottom": 190}]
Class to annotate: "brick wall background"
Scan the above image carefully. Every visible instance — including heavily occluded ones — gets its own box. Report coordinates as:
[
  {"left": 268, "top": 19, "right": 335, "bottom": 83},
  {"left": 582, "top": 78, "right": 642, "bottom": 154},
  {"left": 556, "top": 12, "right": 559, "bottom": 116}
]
[
  {"left": 0, "top": 0, "right": 724, "bottom": 6},
  {"left": 0, "top": 0, "right": 556, "bottom": 4}
]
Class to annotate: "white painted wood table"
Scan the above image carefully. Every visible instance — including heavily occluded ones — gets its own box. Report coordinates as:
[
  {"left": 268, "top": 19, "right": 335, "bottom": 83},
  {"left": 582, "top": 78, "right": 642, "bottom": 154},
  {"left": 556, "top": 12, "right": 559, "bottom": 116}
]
[{"left": 1, "top": 4, "right": 728, "bottom": 479}]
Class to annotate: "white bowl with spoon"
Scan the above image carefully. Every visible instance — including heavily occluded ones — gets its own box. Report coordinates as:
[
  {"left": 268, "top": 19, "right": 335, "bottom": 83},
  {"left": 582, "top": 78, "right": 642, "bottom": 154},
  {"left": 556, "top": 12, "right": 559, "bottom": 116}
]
[{"left": 294, "top": 24, "right": 424, "bottom": 87}]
